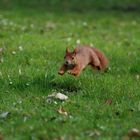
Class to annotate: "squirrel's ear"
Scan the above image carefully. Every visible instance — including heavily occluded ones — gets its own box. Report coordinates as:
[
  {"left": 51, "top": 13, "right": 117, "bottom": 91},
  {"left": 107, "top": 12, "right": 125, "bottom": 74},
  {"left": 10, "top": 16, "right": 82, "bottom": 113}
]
[
  {"left": 73, "top": 48, "right": 78, "bottom": 55},
  {"left": 66, "top": 48, "right": 70, "bottom": 53}
]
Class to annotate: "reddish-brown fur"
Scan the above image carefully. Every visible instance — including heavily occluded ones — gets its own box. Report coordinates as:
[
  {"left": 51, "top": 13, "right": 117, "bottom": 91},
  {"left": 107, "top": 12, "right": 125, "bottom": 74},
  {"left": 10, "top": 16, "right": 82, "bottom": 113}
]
[{"left": 58, "top": 46, "right": 108, "bottom": 76}]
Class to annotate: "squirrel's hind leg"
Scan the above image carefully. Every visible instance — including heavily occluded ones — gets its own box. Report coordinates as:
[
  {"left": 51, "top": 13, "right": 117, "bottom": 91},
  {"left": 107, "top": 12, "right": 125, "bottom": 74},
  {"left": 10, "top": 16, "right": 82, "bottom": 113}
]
[
  {"left": 90, "top": 56, "right": 102, "bottom": 71},
  {"left": 90, "top": 64, "right": 102, "bottom": 71}
]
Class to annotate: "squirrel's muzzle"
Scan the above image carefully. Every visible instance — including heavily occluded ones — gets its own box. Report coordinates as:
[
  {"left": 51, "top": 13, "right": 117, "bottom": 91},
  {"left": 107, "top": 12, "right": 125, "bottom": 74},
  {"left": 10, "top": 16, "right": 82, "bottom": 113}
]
[
  {"left": 64, "top": 60, "right": 71, "bottom": 66},
  {"left": 64, "top": 60, "right": 75, "bottom": 69}
]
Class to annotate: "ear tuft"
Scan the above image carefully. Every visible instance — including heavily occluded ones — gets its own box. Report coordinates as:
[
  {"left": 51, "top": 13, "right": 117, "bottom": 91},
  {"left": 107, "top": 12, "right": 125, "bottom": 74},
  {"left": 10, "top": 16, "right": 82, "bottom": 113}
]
[
  {"left": 66, "top": 48, "right": 70, "bottom": 53},
  {"left": 73, "top": 48, "right": 78, "bottom": 55}
]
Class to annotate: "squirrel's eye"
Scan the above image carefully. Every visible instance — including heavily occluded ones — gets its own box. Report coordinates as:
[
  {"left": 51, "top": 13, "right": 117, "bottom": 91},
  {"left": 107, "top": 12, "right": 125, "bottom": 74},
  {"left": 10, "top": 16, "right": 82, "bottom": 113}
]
[{"left": 72, "top": 57, "right": 74, "bottom": 60}]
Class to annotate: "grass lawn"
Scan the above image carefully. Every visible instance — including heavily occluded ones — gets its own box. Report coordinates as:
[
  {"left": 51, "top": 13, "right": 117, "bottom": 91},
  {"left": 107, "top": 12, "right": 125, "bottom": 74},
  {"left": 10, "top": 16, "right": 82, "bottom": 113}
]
[{"left": 0, "top": 8, "right": 140, "bottom": 140}]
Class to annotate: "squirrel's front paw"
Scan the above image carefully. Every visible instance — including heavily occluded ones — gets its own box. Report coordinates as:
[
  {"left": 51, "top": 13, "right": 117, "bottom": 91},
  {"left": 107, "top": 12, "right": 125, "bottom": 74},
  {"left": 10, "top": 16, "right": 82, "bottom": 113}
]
[
  {"left": 68, "top": 71, "right": 79, "bottom": 76},
  {"left": 58, "top": 70, "right": 65, "bottom": 75}
]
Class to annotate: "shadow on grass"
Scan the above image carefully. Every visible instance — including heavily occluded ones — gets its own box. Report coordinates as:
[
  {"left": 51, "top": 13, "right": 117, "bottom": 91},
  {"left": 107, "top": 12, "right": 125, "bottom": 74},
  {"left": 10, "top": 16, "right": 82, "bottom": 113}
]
[
  {"left": 50, "top": 80, "right": 81, "bottom": 93},
  {"left": 12, "top": 74, "right": 81, "bottom": 93}
]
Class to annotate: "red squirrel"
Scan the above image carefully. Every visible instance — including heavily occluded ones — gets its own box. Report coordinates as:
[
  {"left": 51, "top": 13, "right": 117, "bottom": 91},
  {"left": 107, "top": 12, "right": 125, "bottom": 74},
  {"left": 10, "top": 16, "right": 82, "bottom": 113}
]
[{"left": 58, "top": 45, "right": 108, "bottom": 76}]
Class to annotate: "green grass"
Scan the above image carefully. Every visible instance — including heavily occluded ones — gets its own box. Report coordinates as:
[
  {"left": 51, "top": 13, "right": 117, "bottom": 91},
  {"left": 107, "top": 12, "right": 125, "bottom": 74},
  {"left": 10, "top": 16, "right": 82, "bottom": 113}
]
[{"left": 0, "top": 8, "right": 140, "bottom": 140}]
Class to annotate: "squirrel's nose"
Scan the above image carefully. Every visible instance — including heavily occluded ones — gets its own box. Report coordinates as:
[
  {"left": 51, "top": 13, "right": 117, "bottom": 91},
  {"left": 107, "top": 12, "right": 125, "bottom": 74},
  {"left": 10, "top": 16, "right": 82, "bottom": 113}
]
[{"left": 65, "top": 60, "right": 69, "bottom": 65}]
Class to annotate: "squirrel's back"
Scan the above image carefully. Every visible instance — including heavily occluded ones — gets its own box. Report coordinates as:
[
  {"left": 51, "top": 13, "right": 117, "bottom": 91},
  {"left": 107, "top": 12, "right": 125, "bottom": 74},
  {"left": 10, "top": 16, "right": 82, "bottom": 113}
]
[{"left": 76, "top": 46, "right": 108, "bottom": 70}]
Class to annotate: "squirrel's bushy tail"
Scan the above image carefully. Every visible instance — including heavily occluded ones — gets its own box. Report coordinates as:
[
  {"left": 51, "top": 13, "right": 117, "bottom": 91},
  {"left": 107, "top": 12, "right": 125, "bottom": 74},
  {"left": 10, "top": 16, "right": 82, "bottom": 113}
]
[{"left": 92, "top": 48, "right": 108, "bottom": 70}]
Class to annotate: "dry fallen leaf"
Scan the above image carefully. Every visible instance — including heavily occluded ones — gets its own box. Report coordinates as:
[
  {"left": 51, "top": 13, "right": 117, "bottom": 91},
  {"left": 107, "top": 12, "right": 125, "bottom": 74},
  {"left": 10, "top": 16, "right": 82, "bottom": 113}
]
[
  {"left": 123, "top": 128, "right": 140, "bottom": 140},
  {"left": 105, "top": 99, "right": 112, "bottom": 105},
  {"left": 57, "top": 107, "right": 68, "bottom": 116},
  {"left": 127, "top": 128, "right": 140, "bottom": 137},
  {"left": 0, "top": 132, "right": 3, "bottom": 140},
  {"left": 47, "top": 92, "right": 68, "bottom": 101}
]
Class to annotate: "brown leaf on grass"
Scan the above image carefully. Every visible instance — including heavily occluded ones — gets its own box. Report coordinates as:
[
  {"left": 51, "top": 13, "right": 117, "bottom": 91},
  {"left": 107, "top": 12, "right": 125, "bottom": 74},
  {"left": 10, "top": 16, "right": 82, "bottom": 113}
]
[
  {"left": 0, "top": 132, "right": 3, "bottom": 140},
  {"left": 57, "top": 107, "right": 68, "bottom": 116},
  {"left": 127, "top": 128, "right": 140, "bottom": 137},
  {"left": 123, "top": 128, "right": 140, "bottom": 140},
  {"left": 105, "top": 99, "right": 112, "bottom": 105}
]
